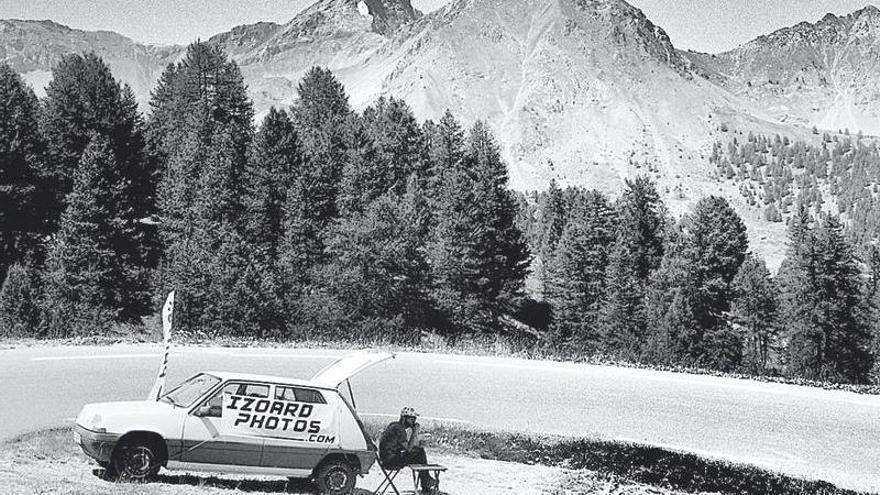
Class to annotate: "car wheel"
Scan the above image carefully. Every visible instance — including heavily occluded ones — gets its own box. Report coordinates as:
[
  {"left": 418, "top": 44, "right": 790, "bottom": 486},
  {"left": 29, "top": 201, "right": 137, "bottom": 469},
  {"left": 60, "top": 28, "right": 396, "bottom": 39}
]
[
  {"left": 111, "top": 440, "right": 160, "bottom": 482},
  {"left": 314, "top": 460, "right": 356, "bottom": 495}
]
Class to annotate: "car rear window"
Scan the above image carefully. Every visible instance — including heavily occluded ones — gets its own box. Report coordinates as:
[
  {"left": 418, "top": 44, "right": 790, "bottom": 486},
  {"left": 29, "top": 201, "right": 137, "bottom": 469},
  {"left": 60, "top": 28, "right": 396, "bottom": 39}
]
[
  {"left": 275, "top": 386, "right": 326, "bottom": 404},
  {"left": 233, "top": 383, "right": 270, "bottom": 398}
]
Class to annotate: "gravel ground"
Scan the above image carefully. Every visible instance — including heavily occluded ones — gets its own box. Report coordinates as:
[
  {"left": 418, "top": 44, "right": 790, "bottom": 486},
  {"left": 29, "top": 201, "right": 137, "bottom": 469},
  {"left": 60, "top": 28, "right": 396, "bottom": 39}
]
[{"left": 0, "top": 428, "right": 689, "bottom": 495}]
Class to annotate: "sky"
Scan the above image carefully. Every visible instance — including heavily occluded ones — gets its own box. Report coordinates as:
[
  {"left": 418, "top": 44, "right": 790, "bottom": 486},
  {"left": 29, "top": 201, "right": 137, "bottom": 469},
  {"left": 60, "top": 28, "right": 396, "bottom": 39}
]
[{"left": 0, "top": 0, "right": 875, "bottom": 53}]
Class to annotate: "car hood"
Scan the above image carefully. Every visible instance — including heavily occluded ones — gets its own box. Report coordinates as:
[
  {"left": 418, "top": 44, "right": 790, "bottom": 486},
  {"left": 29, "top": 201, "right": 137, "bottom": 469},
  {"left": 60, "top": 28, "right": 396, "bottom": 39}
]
[{"left": 76, "top": 400, "right": 179, "bottom": 433}]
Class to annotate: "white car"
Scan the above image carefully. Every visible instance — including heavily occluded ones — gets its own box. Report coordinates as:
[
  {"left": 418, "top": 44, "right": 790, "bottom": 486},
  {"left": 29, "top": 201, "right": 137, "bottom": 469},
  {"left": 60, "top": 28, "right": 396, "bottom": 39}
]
[{"left": 74, "top": 352, "right": 393, "bottom": 494}]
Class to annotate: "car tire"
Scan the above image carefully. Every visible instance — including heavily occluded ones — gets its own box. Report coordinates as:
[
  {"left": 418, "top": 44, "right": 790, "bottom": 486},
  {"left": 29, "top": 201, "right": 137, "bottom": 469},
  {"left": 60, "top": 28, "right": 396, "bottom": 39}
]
[
  {"left": 110, "top": 439, "right": 161, "bottom": 482},
  {"left": 314, "top": 459, "right": 356, "bottom": 495}
]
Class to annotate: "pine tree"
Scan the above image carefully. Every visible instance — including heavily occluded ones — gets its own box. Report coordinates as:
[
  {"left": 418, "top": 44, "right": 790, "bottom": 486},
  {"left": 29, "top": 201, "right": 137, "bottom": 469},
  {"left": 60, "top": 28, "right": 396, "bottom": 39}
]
[
  {"left": 40, "top": 53, "right": 156, "bottom": 321},
  {"left": 289, "top": 67, "right": 353, "bottom": 223},
  {"left": 645, "top": 224, "right": 700, "bottom": 364},
  {"left": 360, "top": 96, "right": 425, "bottom": 193},
  {"left": 730, "top": 254, "right": 778, "bottom": 374},
  {"left": 276, "top": 68, "right": 356, "bottom": 321},
  {"left": 246, "top": 108, "right": 303, "bottom": 254},
  {"left": 0, "top": 65, "right": 45, "bottom": 277},
  {"left": 687, "top": 196, "right": 749, "bottom": 324},
  {"left": 336, "top": 114, "right": 382, "bottom": 217},
  {"left": 312, "top": 183, "right": 432, "bottom": 342},
  {"left": 42, "top": 136, "right": 136, "bottom": 336},
  {"left": 150, "top": 42, "right": 254, "bottom": 334},
  {"left": 427, "top": 119, "right": 529, "bottom": 334},
  {"left": 0, "top": 262, "right": 41, "bottom": 337},
  {"left": 865, "top": 244, "right": 880, "bottom": 382},
  {"left": 538, "top": 179, "right": 567, "bottom": 262},
  {"left": 646, "top": 197, "right": 748, "bottom": 370},
  {"left": 536, "top": 179, "right": 566, "bottom": 299},
  {"left": 41, "top": 53, "right": 153, "bottom": 235},
  {"left": 781, "top": 214, "right": 872, "bottom": 383},
  {"left": 544, "top": 190, "right": 615, "bottom": 353},
  {"left": 600, "top": 176, "right": 665, "bottom": 359},
  {"left": 423, "top": 111, "right": 467, "bottom": 203}
]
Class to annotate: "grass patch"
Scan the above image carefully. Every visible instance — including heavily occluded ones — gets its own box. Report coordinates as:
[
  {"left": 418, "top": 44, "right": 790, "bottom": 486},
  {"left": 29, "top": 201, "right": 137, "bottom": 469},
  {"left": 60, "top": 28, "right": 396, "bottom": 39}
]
[{"left": 362, "top": 420, "right": 867, "bottom": 495}]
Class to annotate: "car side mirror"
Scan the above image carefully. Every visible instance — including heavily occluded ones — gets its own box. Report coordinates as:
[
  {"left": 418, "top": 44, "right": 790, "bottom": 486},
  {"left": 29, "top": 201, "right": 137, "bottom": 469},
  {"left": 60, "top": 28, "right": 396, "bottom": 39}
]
[{"left": 193, "top": 405, "right": 211, "bottom": 417}]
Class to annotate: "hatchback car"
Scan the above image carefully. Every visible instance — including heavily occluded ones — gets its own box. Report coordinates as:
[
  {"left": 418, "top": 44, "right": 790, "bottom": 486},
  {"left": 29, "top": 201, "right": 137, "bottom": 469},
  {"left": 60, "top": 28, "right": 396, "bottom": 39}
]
[{"left": 74, "top": 352, "right": 393, "bottom": 494}]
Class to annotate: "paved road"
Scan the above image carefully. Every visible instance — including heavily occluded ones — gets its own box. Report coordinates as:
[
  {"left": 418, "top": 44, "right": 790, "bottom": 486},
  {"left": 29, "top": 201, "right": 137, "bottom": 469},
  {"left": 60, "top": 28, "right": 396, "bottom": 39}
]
[{"left": 1, "top": 344, "right": 878, "bottom": 492}]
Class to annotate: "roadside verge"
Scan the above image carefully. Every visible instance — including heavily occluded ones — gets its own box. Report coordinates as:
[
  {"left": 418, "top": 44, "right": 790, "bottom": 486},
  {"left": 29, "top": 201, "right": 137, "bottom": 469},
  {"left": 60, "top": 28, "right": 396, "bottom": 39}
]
[{"left": 0, "top": 421, "right": 865, "bottom": 495}]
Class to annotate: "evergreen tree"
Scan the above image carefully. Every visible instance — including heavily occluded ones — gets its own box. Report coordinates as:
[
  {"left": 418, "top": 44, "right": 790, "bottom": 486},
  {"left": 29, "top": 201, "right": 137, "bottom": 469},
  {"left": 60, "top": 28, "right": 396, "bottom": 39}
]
[
  {"left": 544, "top": 190, "right": 615, "bottom": 352},
  {"left": 428, "top": 119, "right": 529, "bottom": 334},
  {"left": 289, "top": 67, "right": 353, "bottom": 223},
  {"left": 730, "top": 254, "right": 778, "bottom": 373},
  {"left": 646, "top": 197, "right": 748, "bottom": 370},
  {"left": 0, "top": 262, "right": 41, "bottom": 337},
  {"left": 41, "top": 53, "right": 153, "bottom": 235},
  {"left": 42, "top": 136, "right": 137, "bottom": 336},
  {"left": 275, "top": 68, "right": 357, "bottom": 317},
  {"left": 0, "top": 65, "right": 45, "bottom": 277},
  {"left": 781, "top": 214, "right": 873, "bottom": 383},
  {"left": 645, "top": 224, "right": 700, "bottom": 364},
  {"left": 865, "top": 244, "right": 880, "bottom": 382},
  {"left": 337, "top": 97, "right": 426, "bottom": 218},
  {"left": 150, "top": 42, "right": 254, "bottom": 333},
  {"left": 312, "top": 183, "right": 432, "bottom": 342},
  {"left": 246, "top": 108, "right": 303, "bottom": 254},
  {"left": 423, "top": 111, "right": 467, "bottom": 202},
  {"left": 536, "top": 179, "right": 566, "bottom": 299},
  {"left": 600, "top": 176, "right": 666, "bottom": 359},
  {"left": 688, "top": 196, "right": 749, "bottom": 323},
  {"left": 360, "top": 96, "right": 424, "bottom": 193},
  {"left": 336, "top": 115, "right": 381, "bottom": 217},
  {"left": 538, "top": 179, "right": 567, "bottom": 262}
]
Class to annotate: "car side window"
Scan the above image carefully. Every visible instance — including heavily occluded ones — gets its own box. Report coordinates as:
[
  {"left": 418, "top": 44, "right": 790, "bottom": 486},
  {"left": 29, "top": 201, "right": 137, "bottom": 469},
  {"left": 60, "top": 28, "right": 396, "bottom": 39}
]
[
  {"left": 202, "top": 382, "right": 270, "bottom": 418},
  {"left": 275, "top": 386, "right": 326, "bottom": 404}
]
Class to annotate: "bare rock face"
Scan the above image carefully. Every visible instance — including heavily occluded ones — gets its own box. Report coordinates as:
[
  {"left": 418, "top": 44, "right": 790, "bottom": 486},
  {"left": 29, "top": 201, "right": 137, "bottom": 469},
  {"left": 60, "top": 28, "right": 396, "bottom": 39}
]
[
  {"left": 360, "top": 0, "right": 422, "bottom": 34},
  {"left": 685, "top": 6, "right": 880, "bottom": 135},
  {"left": 362, "top": 0, "right": 789, "bottom": 206},
  {"left": 0, "top": 19, "right": 178, "bottom": 101}
]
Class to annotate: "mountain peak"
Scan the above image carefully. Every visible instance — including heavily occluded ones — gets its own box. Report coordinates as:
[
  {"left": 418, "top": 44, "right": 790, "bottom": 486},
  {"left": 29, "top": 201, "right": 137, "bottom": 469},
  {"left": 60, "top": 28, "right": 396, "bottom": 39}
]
[
  {"left": 855, "top": 4, "right": 880, "bottom": 18},
  {"left": 359, "top": 0, "right": 421, "bottom": 34},
  {"left": 281, "top": 0, "right": 419, "bottom": 38},
  {"left": 0, "top": 18, "right": 73, "bottom": 33}
]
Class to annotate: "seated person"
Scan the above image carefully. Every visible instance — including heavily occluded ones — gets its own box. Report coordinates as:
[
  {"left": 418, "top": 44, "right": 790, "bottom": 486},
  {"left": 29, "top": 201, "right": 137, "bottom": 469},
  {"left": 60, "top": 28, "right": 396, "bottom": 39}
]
[{"left": 379, "top": 407, "right": 435, "bottom": 491}]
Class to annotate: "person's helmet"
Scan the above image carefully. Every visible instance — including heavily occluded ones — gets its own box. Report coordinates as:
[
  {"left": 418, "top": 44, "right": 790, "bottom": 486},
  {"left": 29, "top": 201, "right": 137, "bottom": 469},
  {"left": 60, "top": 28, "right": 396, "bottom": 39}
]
[{"left": 400, "top": 406, "right": 419, "bottom": 418}]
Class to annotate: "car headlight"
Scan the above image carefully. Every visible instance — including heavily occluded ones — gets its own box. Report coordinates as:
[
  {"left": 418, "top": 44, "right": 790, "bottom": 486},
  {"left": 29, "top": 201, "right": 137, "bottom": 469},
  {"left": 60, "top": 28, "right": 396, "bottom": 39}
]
[{"left": 86, "top": 414, "right": 106, "bottom": 433}]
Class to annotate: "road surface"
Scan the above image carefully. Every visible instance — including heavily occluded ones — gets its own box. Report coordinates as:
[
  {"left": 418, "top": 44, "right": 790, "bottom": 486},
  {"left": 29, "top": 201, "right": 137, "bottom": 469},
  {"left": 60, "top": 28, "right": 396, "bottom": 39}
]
[{"left": 1, "top": 343, "right": 878, "bottom": 492}]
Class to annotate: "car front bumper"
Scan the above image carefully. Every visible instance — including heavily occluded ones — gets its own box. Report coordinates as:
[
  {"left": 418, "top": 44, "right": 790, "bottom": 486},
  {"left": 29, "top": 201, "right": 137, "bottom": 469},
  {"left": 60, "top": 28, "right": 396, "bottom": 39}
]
[{"left": 73, "top": 424, "right": 120, "bottom": 464}]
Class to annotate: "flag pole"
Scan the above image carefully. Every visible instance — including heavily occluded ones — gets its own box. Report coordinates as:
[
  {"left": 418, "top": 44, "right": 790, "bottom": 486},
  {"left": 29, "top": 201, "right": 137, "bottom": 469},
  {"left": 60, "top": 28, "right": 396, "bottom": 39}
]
[{"left": 148, "top": 291, "right": 175, "bottom": 401}]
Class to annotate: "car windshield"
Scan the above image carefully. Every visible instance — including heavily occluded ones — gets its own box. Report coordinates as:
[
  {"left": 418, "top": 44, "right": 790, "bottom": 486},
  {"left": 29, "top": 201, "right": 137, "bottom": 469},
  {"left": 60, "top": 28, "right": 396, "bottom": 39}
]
[{"left": 160, "top": 373, "right": 221, "bottom": 408}]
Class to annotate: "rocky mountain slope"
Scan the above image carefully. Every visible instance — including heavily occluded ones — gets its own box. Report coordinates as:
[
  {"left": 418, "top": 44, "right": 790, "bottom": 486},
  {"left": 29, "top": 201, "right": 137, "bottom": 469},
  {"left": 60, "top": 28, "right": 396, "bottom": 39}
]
[
  {"left": 2, "top": 0, "right": 879, "bottom": 265},
  {"left": 0, "top": 19, "right": 177, "bottom": 105},
  {"left": 684, "top": 6, "right": 880, "bottom": 137}
]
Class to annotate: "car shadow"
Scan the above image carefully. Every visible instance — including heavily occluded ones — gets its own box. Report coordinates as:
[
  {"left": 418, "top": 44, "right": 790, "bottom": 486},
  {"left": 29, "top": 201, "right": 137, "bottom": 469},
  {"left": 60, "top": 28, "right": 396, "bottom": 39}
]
[{"left": 91, "top": 468, "right": 446, "bottom": 494}]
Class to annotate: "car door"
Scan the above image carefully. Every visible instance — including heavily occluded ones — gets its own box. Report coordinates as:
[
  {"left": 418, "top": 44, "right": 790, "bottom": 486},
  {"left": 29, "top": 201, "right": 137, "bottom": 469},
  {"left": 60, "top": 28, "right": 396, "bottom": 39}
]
[
  {"left": 181, "top": 381, "right": 268, "bottom": 467},
  {"left": 260, "top": 385, "right": 335, "bottom": 471}
]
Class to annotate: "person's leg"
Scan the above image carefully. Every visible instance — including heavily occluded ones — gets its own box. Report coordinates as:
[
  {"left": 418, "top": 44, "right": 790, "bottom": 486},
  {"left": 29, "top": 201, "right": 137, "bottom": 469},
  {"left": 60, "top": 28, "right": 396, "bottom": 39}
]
[
  {"left": 384, "top": 452, "right": 407, "bottom": 471},
  {"left": 405, "top": 447, "right": 433, "bottom": 490}
]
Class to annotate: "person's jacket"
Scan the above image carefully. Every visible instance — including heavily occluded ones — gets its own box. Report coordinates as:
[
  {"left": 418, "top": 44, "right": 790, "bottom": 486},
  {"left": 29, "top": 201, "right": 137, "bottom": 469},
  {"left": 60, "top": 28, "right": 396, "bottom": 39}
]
[{"left": 379, "top": 420, "right": 408, "bottom": 463}]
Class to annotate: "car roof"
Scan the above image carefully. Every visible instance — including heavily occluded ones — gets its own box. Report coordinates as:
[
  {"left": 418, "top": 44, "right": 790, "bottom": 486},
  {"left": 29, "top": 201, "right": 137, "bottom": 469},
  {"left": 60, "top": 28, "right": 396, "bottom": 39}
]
[{"left": 203, "top": 371, "right": 339, "bottom": 391}]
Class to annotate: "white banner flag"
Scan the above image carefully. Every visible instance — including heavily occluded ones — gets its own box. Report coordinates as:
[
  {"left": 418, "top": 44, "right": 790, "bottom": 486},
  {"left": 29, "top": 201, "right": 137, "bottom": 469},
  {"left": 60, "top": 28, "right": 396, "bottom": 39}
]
[{"left": 148, "top": 291, "right": 175, "bottom": 401}]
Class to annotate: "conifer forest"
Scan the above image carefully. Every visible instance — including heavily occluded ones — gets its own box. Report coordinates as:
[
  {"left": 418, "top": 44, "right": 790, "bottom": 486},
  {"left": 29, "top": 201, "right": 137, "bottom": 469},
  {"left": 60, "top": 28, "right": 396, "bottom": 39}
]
[{"left": 1, "top": 43, "right": 878, "bottom": 385}]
